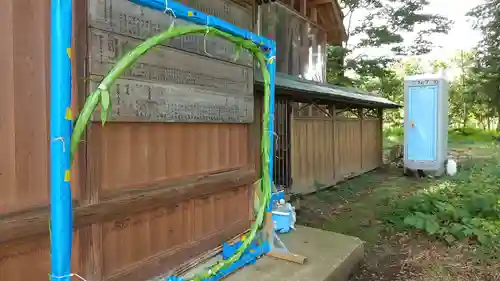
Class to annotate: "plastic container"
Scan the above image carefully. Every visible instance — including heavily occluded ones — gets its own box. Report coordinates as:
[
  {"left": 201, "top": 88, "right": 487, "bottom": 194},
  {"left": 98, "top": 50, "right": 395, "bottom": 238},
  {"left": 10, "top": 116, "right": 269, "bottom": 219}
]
[{"left": 272, "top": 203, "right": 295, "bottom": 233}]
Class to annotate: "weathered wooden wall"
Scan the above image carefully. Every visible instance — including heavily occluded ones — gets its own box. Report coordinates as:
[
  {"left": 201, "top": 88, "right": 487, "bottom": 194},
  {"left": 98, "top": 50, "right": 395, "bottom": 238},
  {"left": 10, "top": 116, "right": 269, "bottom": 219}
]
[
  {"left": 291, "top": 108, "right": 383, "bottom": 193},
  {"left": 0, "top": 2, "right": 82, "bottom": 280},
  {"left": 0, "top": 0, "right": 260, "bottom": 281},
  {"left": 335, "top": 119, "right": 363, "bottom": 178},
  {"left": 291, "top": 117, "right": 335, "bottom": 188},
  {"left": 361, "top": 118, "right": 383, "bottom": 171}
]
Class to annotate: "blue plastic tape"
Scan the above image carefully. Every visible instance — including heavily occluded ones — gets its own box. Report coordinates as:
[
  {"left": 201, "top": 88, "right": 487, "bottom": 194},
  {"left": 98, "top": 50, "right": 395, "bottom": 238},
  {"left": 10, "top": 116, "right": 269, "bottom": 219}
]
[{"left": 50, "top": 0, "right": 73, "bottom": 281}]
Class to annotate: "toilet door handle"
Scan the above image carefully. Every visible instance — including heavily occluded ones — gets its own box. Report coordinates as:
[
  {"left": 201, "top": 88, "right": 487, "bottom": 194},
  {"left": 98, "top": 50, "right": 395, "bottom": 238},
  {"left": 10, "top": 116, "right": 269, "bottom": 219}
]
[{"left": 410, "top": 120, "right": 415, "bottom": 128}]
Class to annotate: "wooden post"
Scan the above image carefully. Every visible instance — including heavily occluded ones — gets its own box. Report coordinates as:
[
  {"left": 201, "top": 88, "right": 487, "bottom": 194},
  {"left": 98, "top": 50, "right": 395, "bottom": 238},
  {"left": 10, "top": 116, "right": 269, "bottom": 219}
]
[
  {"left": 378, "top": 108, "right": 384, "bottom": 165},
  {"left": 73, "top": 0, "right": 104, "bottom": 279},
  {"left": 359, "top": 108, "right": 364, "bottom": 170},
  {"left": 329, "top": 103, "right": 336, "bottom": 180},
  {"left": 300, "top": 0, "right": 307, "bottom": 16},
  {"left": 310, "top": 7, "right": 317, "bottom": 22},
  {"left": 300, "top": 0, "right": 309, "bottom": 76},
  {"left": 289, "top": 100, "right": 296, "bottom": 191},
  {"left": 318, "top": 31, "right": 327, "bottom": 82},
  {"left": 265, "top": 99, "right": 307, "bottom": 263},
  {"left": 309, "top": 8, "right": 319, "bottom": 81}
]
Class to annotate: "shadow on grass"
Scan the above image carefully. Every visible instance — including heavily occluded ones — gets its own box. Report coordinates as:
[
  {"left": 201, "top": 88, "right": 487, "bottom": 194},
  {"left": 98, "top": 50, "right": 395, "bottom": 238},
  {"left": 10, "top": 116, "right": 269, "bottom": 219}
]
[{"left": 297, "top": 168, "right": 424, "bottom": 243}]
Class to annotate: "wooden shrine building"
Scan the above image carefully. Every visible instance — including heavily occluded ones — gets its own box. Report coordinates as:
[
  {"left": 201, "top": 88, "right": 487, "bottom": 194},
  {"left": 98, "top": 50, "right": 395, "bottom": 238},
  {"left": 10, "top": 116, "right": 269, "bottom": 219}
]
[{"left": 0, "top": 0, "right": 397, "bottom": 281}]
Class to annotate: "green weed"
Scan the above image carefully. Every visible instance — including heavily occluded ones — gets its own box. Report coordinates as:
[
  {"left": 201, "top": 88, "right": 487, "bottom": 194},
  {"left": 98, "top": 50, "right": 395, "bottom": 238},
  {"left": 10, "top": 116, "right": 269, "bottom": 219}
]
[{"left": 384, "top": 157, "right": 500, "bottom": 255}]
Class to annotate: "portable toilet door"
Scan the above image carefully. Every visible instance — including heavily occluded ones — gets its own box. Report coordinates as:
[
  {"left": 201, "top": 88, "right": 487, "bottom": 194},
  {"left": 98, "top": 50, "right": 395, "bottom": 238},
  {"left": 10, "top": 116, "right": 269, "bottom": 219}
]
[{"left": 404, "top": 74, "right": 449, "bottom": 176}]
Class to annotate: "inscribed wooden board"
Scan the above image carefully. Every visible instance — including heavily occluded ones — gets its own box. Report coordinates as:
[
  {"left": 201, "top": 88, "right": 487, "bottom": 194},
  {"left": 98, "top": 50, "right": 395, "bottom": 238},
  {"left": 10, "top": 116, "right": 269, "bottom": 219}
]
[
  {"left": 88, "top": 0, "right": 253, "bottom": 67},
  {"left": 87, "top": 0, "right": 255, "bottom": 123},
  {"left": 88, "top": 28, "right": 252, "bottom": 94},
  {"left": 89, "top": 77, "right": 253, "bottom": 123}
]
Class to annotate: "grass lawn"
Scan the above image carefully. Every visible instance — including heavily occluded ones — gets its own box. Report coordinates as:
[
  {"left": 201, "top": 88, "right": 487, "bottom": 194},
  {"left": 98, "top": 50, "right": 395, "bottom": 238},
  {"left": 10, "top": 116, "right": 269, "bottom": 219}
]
[{"left": 296, "top": 133, "right": 500, "bottom": 281}]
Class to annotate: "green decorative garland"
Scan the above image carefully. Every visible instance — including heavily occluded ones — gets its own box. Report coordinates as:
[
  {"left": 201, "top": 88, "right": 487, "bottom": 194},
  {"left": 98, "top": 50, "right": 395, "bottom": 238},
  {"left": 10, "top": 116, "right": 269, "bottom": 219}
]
[{"left": 69, "top": 24, "right": 273, "bottom": 281}]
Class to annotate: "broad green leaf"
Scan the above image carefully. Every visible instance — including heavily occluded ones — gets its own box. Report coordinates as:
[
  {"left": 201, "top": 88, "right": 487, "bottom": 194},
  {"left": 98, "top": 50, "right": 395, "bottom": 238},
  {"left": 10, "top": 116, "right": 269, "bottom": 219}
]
[
  {"left": 444, "top": 234, "right": 456, "bottom": 244},
  {"left": 424, "top": 219, "right": 440, "bottom": 235}
]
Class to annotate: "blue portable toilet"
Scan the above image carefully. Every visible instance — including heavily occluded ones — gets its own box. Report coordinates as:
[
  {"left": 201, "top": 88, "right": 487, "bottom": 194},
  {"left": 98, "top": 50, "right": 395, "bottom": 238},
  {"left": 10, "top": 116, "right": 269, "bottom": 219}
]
[{"left": 404, "top": 73, "right": 449, "bottom": 176}]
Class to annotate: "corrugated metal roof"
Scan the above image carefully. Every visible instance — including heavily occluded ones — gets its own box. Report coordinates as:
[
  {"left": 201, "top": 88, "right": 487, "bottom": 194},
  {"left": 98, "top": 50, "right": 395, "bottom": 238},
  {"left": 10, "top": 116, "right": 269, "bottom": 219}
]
[{"left": 256, "top": 72, "right": 401, "bottom": 108}]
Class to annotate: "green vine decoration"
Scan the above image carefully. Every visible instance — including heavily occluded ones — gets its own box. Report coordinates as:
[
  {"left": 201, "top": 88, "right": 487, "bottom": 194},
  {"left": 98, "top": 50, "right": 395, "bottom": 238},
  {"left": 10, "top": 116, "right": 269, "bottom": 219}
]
[{"left": 70, "top": 24, "right": 273, "bottom": 281}]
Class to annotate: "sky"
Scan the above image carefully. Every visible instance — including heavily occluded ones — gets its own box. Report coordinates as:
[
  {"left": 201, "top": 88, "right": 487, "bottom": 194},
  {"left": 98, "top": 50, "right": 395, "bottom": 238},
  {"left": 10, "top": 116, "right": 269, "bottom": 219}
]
[
  {"left": 416, "top": 0, "right": 483, "bottom": 61},
  {"left": 348, "top": 0, "right": 483, "bottom": 67}
]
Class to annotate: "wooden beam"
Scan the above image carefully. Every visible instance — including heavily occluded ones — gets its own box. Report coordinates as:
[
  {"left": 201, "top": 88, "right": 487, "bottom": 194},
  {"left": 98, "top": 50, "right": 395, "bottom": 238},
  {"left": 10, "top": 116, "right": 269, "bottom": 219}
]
[
  {"left": 172, "top": 230, "right": 249, "bottom": 277},
  {"left": 331, "top": 0, "right": 348, "bottom": 40},
  {"left": 106, "top": 221, "right": 248, "bottom": 281},
  {"left": 267, "top": 251, "right": 307, "bottom": 264},
  {"left": 309, "top": 0, "right": 332, "bottom": 6},
  {"left": 309, "top": 0, "right": 348, "bottom": 43},
  {"left": 0, "top": 169, "right": 256, "bottom": 243}
]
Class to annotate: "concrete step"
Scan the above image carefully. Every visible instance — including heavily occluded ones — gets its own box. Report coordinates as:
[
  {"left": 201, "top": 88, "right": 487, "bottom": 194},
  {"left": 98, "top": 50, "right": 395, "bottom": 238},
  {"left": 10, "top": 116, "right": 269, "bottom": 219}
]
[{"left": 180, "top": 226, "right": 364, "bottom": 281}]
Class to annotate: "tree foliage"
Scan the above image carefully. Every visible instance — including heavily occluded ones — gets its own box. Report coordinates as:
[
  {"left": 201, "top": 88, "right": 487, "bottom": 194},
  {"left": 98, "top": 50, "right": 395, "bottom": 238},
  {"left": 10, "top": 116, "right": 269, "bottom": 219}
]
[
  {"left": 327, "top": 0, "right": 453, "bottom": 86},
  {"left": 328, "top": 0, "right": 500, "bottom": 131},
  {"left": 467, "top": 0, "right": 500, "bottom": 130}
]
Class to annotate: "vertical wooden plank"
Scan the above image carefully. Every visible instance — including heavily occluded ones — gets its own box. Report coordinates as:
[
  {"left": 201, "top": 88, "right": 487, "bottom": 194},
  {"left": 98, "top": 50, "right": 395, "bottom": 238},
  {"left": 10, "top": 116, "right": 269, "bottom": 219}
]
[
  {"left": 310, "top": 7, "right": 318, "bottom": 22},
  {"left": 73, "top": 0, "right": 89, "bottom": 203},
  {"left": 378, "top": 108, "right": 384, "bottom": 165},
  {"left": 80, "top": 224, "right": 103, "bottom": 281},
  {"left": 13, "top": 0, "right": 51, "bottom": 204},
  {"left": 299, "top": 0, "right": 307, "bottom": 15},
  {"left": 69, "top": 0, "right": 87, "bottom": 204},
  {"left": 76, "top": 0, "right": 103, "bottom": 279},
  {"left": 359, "top": 108, "right": 364, "bottom": 170},
  {"left": 249, "top": 92, "right": 262, "bottom": 173},
  {"left": 300, "top": 0, "right": 309, "bottom": 76},
  {"left": 71, "top": 0, "right": 93, "bottom": 201},
  {"left": 290, "top": 103, "right": 296, "bottom": 189},
  {"left": 319, "top": 31, "right": 327, "bottom": 82},
  {"left": 3, "top": 0, "right": 54, "bottom": 212},
  {"left": 0, "top": 0, "right": 16, "bottom": 213},
  {"left": 331, "top": 104, "right": 336, "bottom": 180}
]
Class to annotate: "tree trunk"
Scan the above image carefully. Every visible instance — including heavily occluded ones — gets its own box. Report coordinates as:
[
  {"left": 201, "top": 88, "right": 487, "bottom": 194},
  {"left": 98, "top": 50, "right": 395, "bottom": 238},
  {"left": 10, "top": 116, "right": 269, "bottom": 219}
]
[
  {"left": 496, "top": 107, "right": 500, "bottom": 132},
  {"left": 461, "top": 103, "right": 468, "bottom": 129},
  {"left": 478, "top": 116, "right": 487, "bottom": 130}
]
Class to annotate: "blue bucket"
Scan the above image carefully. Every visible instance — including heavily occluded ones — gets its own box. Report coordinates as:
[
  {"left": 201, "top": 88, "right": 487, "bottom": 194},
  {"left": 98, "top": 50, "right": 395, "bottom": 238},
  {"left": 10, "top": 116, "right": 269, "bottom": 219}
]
[{"left": 272, "top": 210, "right": 293, "bottom": 233}]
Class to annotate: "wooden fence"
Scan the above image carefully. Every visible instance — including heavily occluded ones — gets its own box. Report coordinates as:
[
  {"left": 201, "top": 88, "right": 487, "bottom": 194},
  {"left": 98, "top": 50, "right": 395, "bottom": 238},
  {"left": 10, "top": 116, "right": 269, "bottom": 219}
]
[{"left": 291, "top": 110, "right": 383, "bottom": 193}]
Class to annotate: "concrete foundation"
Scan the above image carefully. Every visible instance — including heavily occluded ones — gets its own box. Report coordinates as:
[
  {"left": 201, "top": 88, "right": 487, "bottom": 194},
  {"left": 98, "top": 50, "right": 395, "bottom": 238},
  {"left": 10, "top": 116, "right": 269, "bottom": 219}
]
[{"left": 182, "top": 226, "right": 364, "bottom": 281}]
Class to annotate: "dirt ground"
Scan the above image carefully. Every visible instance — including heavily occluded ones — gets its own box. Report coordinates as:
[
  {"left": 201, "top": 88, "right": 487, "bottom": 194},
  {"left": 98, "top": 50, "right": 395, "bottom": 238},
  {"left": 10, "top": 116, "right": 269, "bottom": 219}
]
[{"left": 295, "top": 143, "right": 499, "bottom": 281}]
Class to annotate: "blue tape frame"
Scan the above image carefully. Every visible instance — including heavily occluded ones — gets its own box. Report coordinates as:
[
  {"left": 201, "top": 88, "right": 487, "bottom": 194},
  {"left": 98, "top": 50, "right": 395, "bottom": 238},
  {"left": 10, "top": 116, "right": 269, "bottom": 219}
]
[
  {"left": 128, "top": 1, "right": 278, "bottom": 278},
  {"left": 50, "top": 0, "right": 73, "bottom": 281},
  {"left": 50, "top": 0, "right": 276, "bottom": 280}
]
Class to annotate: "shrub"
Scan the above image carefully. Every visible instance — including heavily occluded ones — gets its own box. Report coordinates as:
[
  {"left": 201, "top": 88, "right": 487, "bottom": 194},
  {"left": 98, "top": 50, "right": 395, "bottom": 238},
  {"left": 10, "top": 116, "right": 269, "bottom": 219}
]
[
  {"left": 384, "top": 157, "right": 500, "bottom": 250},
  {"left": 384, "top": 126, "right": 499, "bottom": 144},
  {"left": 449, "top": 127, "right": 500, "bottom": 143}
]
